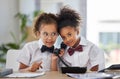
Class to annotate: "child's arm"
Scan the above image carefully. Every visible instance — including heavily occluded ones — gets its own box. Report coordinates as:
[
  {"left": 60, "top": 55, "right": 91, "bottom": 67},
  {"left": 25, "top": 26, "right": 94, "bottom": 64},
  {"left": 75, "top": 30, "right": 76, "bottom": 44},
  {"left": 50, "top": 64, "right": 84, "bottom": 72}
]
[
  {"left": 19, "top": 62, "right": 29, "bottom": 69},
  {"left": 51, "top": 54, "right": 58, "bottom": 71},
  {"left": 28, "top": 61, "right": 42, "bottom": 72},
  {"left": 89, "top": 45, "right": 105, "bottom": 71},
  {"left": 19, "top": 62, "right": 42, "bottom": 72},
  {"left": 51, "top": 49, "right": 65, "bottom": 71}
]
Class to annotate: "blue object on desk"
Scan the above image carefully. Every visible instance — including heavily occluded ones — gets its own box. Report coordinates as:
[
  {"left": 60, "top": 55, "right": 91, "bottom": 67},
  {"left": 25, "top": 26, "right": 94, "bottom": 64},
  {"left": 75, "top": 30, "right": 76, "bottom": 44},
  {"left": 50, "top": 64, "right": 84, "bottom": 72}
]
[{"left": 0, "top": 69, "right": 13, "bottom": 77}]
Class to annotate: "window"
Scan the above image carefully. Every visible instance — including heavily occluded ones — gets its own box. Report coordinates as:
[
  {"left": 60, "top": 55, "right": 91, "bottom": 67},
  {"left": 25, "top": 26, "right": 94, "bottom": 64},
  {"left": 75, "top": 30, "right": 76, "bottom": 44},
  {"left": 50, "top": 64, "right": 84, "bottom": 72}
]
[
  {"left": 99, "top": 32, "right": 120, "bottom": 66},
  {"left": 87, "top": 0, "right": 120, "bottom": 67}
]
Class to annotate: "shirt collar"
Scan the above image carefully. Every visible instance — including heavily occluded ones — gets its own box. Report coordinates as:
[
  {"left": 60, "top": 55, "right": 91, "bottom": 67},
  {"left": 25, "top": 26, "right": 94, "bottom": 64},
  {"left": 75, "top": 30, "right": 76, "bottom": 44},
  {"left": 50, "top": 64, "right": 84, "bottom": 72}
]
[
  {"left": 38, "top": 39, "right": 44, "bottom": 49},
  {"left": 79, "top": 36, "right": 87, "bottom": 46}
]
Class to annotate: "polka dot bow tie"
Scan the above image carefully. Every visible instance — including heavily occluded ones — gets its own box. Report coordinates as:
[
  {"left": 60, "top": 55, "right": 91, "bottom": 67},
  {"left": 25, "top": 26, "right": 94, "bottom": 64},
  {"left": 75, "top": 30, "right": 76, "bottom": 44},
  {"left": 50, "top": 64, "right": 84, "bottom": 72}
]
[{"left": 68, "top": 45, "right": 83, "bottom": 56}]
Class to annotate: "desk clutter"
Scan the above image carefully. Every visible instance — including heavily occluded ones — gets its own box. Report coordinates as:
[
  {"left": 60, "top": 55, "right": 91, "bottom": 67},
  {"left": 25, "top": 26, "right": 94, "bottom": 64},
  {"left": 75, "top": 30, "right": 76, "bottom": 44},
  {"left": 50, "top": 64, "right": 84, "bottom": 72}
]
[
  {"left": 0, "top": 64, "right": 120, "bottom": 78},
  {"left": 61, "top": 64, "right": 120, "bottom": 79}
]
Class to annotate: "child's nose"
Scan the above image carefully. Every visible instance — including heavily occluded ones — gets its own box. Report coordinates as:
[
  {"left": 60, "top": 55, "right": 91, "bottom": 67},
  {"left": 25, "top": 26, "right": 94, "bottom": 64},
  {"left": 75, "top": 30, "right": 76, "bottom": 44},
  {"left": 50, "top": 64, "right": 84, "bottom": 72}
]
[
  {"left": 47, "top": 35, "right": 52, "bottom": 39},
  {"left": 65, "top": 37, "right": 70, "bottom": 42}
]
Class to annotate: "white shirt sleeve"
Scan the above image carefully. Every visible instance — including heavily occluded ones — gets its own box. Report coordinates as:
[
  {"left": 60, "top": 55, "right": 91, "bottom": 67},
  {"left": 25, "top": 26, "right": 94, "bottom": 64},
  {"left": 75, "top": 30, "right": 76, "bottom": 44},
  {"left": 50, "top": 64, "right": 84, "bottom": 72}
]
[
  {"left": 89, "top": 45, "right": 105, "bottom": 71},
  {"left": 17, "top": 44, "right": 31, "bottom": 66}
]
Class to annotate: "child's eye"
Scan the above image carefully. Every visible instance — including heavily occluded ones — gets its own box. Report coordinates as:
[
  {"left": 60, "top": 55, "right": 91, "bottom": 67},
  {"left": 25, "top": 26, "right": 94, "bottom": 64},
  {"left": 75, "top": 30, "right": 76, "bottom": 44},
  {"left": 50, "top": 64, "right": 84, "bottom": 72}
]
[
  {"left": 43, "top": 32, "right": 48, "bottom": 36},
  {"left": 51, "top": 32, "right": 58, "bottom": 36},
  {"left": 68, "top": 33, "right": 72, "bottom": 37}
]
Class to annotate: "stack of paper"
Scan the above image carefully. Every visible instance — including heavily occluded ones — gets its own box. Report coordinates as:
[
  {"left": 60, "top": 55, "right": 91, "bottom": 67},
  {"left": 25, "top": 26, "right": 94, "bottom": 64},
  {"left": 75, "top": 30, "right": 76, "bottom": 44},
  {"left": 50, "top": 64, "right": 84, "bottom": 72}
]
[
  {"left": 66, "top": 72, "right": 113, "bottom": 79},
  {"left": 5, "top": 71, "right": 45, "bottom": 78}
]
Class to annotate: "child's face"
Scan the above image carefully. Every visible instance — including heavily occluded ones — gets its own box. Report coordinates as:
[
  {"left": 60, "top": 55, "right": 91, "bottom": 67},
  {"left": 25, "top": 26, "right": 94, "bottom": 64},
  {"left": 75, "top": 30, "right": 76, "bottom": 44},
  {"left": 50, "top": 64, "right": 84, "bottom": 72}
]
[
  {"left": 39, "top": 24, "right": 58, "bottom": 47},
  {"left": 60, "top": 26, "right": 79, "bottom": 47}
]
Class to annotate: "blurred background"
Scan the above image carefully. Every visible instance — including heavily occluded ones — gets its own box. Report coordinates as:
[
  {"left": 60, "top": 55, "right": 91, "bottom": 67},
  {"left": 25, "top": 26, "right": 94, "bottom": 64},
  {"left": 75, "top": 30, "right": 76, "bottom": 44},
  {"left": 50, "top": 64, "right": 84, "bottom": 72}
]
[{"left": 0, "top": 0, "right": 120, "bottom": 69}]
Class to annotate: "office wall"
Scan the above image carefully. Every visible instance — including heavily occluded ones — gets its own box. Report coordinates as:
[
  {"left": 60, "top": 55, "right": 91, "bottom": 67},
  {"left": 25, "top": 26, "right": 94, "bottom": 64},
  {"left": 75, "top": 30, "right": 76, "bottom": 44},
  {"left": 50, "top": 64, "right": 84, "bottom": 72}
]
[
  {"left": 0, "top": 0, "right": 19, "bottom": 44},
  {"left": 0, "top": 0, "right": 86, "bottom": 44}
]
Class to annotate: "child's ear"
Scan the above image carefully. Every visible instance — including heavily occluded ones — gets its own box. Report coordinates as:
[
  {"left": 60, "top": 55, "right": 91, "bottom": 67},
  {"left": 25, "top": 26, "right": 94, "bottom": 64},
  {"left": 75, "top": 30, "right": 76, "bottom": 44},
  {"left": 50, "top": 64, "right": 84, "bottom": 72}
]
[
  {"left": 77, "top": 30, "right": 79, "bottom": 35},
  {"left": 76, "top": 27, "right": 80, "bottom": 35},
  {"left": 36, "top": 31, "right": 41, "bottom": 38}
]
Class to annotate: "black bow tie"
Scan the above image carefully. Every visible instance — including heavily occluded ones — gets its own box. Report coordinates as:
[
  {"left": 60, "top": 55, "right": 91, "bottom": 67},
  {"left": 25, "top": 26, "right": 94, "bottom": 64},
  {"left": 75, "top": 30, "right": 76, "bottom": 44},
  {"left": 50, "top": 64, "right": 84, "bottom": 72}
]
[{"left": 41, "top": 45, "right": 54, "bottom": 53}]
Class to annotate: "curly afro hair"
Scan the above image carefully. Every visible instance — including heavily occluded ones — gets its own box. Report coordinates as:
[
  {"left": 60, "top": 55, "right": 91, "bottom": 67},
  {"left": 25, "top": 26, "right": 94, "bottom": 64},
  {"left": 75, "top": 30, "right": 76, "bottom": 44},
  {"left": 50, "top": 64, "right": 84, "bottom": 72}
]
[{"left": 57, "top": 7, "right": 81, "bottom": 33}]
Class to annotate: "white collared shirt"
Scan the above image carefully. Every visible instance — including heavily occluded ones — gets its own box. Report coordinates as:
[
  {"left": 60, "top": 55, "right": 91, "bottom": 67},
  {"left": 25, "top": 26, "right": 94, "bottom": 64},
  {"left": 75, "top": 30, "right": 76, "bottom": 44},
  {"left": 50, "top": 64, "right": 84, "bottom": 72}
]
[
  {"left": 17, "top": 39, "right": 53, "bottom": 71},
  {"left": 61, "top": 36, "right": 105, "bottom": 71}
]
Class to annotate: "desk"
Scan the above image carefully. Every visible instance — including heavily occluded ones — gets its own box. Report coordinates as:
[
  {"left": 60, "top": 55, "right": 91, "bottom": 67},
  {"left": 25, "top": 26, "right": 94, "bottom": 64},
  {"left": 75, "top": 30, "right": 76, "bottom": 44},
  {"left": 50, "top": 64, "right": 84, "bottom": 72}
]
[
  {"left": 1, "top": 70, "right": 120, "bottom": 79},
  {"left": 1, "top": 71, "right": 75, "bottom": 79},
  {"left": 105, "top": 70, "right": 120, "bottom": 75}
]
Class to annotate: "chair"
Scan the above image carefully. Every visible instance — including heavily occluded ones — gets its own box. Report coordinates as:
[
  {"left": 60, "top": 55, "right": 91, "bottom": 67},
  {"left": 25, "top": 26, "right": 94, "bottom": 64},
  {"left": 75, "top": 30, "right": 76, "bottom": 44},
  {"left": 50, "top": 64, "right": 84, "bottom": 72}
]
[{"left": 6, "top": 49, "right": 21, "bottom": 71}]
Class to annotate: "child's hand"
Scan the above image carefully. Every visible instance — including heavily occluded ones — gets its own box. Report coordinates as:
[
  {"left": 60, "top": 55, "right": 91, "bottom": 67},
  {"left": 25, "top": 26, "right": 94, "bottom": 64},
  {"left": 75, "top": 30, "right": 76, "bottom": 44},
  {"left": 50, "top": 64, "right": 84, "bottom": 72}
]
[
  {"left": 51, "top": 49, "right": 65, "bottom": 60},
  {"left": 51, "top": 54, "right": 58, "bottom": 60},
  {"left": 28, "top": 61, "right": 42, "bottom": 72},
  {"left": 59, "top": 49, "right": 64, "bottom": 57},
  {"left": 51, "top": 49, "right": 65, "bottom": 71}
]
